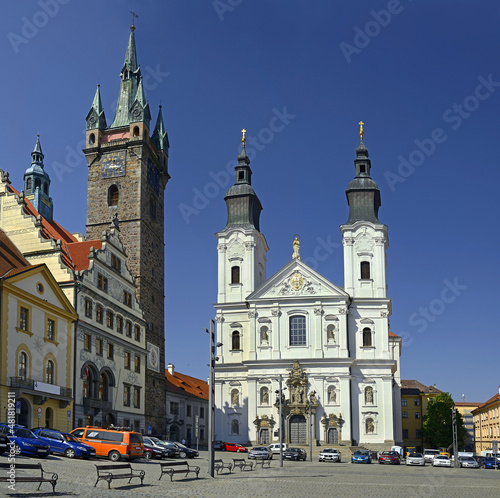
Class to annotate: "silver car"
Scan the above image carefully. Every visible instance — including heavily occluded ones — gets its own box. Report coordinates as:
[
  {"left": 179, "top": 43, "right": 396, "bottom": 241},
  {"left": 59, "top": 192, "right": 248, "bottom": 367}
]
[
  {"left": 319, "top": 448, "right": 341, "bottom": 462},
  {"left": 460, "top": 456, "right": 479, "bottom": 468},
  {"left": 406, "top": 452, "right": 425, "bottom": 466},
  {"left": 248, "top": 446, "right": 272, "bottom": 460}
]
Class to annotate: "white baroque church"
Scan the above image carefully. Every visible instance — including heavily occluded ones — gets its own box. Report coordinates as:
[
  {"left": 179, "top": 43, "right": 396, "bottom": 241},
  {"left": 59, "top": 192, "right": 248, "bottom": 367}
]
[{"left": 214, "top": 128, "right": 402, "bottom": 448}]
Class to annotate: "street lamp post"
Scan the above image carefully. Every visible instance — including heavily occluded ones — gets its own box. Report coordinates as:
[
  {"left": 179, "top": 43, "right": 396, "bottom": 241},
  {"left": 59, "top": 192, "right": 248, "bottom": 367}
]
[
  {"left": 204, "top": 319, "right": 221, "bottom": 478},
  {"left": 309, "top": 400, "right": 312, "bottom": 462}
]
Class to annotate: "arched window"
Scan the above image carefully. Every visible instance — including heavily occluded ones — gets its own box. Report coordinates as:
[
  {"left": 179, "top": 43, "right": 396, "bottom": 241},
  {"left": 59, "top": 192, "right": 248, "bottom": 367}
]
[
  {"left": 45, "top": 360, "right": 54, "bottom": 384},
  {"left": 35, "top": 178, "right": 41, "bottom": 190},
  {"left": 366, "top": 417, "right": 375, "bottom": 434},
  {"left": 362, "top": 328, "right": 372, "bottom": 347},
  {"left": 231, "top": 389, "right": 239, "bottom": 406},
  {"left": 231, "top": 419, "right": 239, "bottom": 435},
  {"left": 18, "top": 352, "right": 28, "bottom": 380},
  {"left": 289, "top": 315, "right": 306, "bottom": 346},
  {"left": 260, "top": 326, "right": 269, "bottom": 344},
  {"left": 260, "top": 387, "right": 269, "bottom": 405},
  {"left": 108, "top": 185, "right": 119, "bottom": 207},
  {"left": 89, "top": 133, "right": 95, "bottom": 145},
  {"left": 133, "top": 126, "right": 140, "bottom": 137},
  {"left": 99, "top": 373, "right": 108, "bottom": 401},
  {"left": 361, "top": 261, "right": 370, "bottom": 279},
  {"left": 328, "top": 386, "right": 337, "bottom": 404},
  {"left": 365, "top": 386, "right": 374, "bottom": 404},
  {"left": 231, "top": 266, "right": 240, "bottom": 284},
  {"left": 232, "top": 331, "right": 241, "bottom": 351},
  {"left": 26, "top": 178, "right": 32, "bottom": 190},
  {"left": 43, "top": 182, "right": 48, "bottom": 195}
]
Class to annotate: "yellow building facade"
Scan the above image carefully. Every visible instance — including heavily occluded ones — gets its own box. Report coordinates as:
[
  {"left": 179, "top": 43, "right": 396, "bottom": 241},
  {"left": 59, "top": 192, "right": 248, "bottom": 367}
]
[{"left": 472, "top": 388, "right": 500, "bottom": 454}]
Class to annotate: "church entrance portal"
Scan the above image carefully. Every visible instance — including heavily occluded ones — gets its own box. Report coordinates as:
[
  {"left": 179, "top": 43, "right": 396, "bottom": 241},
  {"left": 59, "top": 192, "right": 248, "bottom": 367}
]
[
  {"left": 259, "top": 428, "right": 269, "bottom": 444},
  {"left": 328, "top": 427, "right": 338, "bottom": 444},
  {"left": 289, "top": 415, "right": 306, "bottom": 444}
]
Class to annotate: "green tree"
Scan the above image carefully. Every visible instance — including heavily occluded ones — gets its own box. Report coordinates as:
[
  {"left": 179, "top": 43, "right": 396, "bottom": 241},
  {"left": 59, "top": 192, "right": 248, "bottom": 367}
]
[{"left": 422, "top": 392, "right": 466, "bottom": 449}]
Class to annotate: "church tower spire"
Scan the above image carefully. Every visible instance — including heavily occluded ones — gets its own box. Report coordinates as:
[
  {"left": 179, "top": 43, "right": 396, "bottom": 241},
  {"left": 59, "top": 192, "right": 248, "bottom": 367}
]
[
  {"left": 24, "top": 135, "right": 53, "bottom": 222},
  {"left": 86, "top": 85, "right": 107, "bottom": 131},
  {"left": 151, "top": 105, "right": 170, "bottom": 155},
  {"left": 216, "top": 131, "right": 268, "bottom": 304}
]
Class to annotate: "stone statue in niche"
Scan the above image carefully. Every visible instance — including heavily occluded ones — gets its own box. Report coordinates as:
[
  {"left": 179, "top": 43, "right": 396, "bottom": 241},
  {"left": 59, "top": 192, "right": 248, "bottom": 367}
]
[
  {"left": 262, "top": 389, "right": 269, "bottom": 405},
  {"left": 328, "top": 387, "right": 337, "bottom": 403},
  {"left": 261, "top": 327, "right": 269, "bottom": 344},
  {"left": 327, "top": 325, "right": 336, "bottom": 344}
]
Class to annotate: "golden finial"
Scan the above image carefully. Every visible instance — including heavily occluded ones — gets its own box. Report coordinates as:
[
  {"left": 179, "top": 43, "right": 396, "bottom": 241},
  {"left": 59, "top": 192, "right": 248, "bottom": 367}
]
[
  {"left": 130, "top": 10, "right": 138, "bottom": 31},
  {"left": 359, "top": 121, "right": 364, "bottom": 141},
  {"left": 241, "top": 129, "right": 247, "bottom": 147}
]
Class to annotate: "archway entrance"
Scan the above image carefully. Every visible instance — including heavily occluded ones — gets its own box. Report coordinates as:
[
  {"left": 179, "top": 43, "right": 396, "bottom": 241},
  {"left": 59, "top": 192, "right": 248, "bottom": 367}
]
[
  {"left": 259, "top": 428, "right": 269, "bottom": 444},
  {"left": 289, "top": 415, "right": 306, "bottom": 444},
  {"left": 170, "top": 425, "right": 180, "bottom": 441},
  {"left": 328, "top": 427, "right": 338, "bottom": 444},
  {"left": 44, "top": 407, "right": 53, "bottom": 428},
  {"left": 18, "top": 398, "right": 30, "bottom": 427}
]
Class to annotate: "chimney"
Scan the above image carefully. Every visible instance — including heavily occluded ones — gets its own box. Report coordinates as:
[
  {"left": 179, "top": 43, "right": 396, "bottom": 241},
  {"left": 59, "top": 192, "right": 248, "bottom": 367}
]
[
  {"left": 167, "top": 363, "right": 175, "bottom": 376},
  {"left": 498, "top": 385, "right": 500, "bottom": 395}
]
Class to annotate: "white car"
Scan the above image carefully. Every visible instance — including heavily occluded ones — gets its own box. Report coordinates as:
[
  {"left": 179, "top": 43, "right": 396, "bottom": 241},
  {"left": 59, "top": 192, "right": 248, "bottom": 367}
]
[
  {"left": 432, "top": 455, "right": 451, "bottom": 467},
  {"left": 423, "top": 449, "right": 440, "bottom": 463},
  {"left": 459, "top": 456, "right": 479, "bottom": 468},
  {"left": 267, "top": 443, "right": 288, "bottom": 454},
  {"left": 319, "top": 448, "right": 341, "bottom": 462},
  {"left": 406, "top": 452, "right": 425, "bottom": 466}
]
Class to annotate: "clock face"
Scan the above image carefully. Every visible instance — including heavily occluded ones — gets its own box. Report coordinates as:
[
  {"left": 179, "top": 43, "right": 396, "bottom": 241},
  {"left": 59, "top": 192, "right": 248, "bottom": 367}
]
[
  {"left": 147, "top": 158, "right": 160, "bottom": 195},
  {"left": 101, "top": 151, "right": 126, "bottom": 178},
  {"left": 147, "top": 343, "right": 160, "bottom": 372}
]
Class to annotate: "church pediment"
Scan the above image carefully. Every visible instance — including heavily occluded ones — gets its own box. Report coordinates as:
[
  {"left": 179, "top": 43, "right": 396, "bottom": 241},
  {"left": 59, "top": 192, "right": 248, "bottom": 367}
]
[{"left": 247, "top": 258, "right": 348, "bottom": 301}]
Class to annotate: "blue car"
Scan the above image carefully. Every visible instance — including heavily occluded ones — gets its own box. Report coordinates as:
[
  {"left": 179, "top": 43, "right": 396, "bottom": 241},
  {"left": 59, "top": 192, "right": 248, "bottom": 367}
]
[
  {"left": 482, "top": 457, "right": 499, "bottom": 469},
  {"left": 351, "top": 449, "right": 371, "bottom": 464},
  {"left": 32, "top": 429, "right": 96, "bottom": 458},
  {"left": 0, "top": 424, "right": 50, "bottom": 458}
]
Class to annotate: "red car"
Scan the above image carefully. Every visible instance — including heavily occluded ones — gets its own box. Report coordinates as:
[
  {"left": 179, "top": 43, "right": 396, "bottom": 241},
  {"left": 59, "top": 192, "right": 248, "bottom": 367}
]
[
  {"left": 221, "top": 442, "right": 247, "bottom": 452},
  {"left": 378, "top": 451, "right": 400, "bottom": 464}
]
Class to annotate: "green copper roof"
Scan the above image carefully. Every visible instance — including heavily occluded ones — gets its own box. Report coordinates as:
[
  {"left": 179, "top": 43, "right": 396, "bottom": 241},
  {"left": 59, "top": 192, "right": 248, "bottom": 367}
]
[
  {"left": 151, "top": 105, "right": 170, "bottom": 154},
  {"left": 86, "top": 85, "right": 107, "bottom": 130}
]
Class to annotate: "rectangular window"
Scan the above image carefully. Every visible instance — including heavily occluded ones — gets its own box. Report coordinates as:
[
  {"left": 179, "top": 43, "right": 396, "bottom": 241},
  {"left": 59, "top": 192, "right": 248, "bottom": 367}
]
[
  {"left": 401, "top": 399, "right": 407, "bottom": 407},
  {"left": 123, "top": 291, "right": 132, "bottom": 307},
  {"left": 108, "top": 343, "right": 114, "bottom": 360},
  {"left": 134, "top": 355, "right": 140, "bottom": 373},
  {"left": 134, "top": 325, "right": 141, "bottom": 341},
  {"left": 415, "top": 412, "right": 421, "bottom": 419},
  {"left": 96, "top": 304, "right": 103, "bottom": 323},
  {"left": 46, "top": 319, "right": 55, "bottom": 341},
  {"left": 403, "top": 429, "right": 408, "bottom": 439},
  {"left": 84, "top": 333, "right": 91, "bottom": 351},
  {"left": 85, "top": 299, "right": 92, "bottom": 318},
  {"left": 402, "top": 411, "right": 408, "bottom": 418},
  {"left": 126, "top": 321, "right": 132, "bottom": 337},
  {"left": 289, "top": 316, "right": 306, "bottom": 346},
  {"left": 116, "top": 316, "right": 123, "bottom": 334},
  {"left": 19, "top": 307, "right": 29, "bottom": 331},
  {"left": 414, "top": 398, "right": 420, "bottom": 406},
  {"left": 123, "top": 385, "right": 131, "bottom": 406},
  {"left": 124, "top": 352, "right": 130, "bottom": 370},
  {"left": 111, "top": 254, "right": 121, "bottom": 272},
  {"left": 97, "top": 273, "right": 108, "bottom": 292},
  {"left": 416, "top": 429, "right": 422, "bottom": 439},
  {"left": 106, "top": 311, "right": 114, "bottom": 329},
  {"left": 170, "top": 402, "right": 179, "bottom": 415},
  {"left": 200, "top": 407, "right": 205, "bottom": 419},
  {"left": 134, "top": 387, "right": 140, "bottom": 408},
  {"left": 96, "top": 338, "right": 103, "bottom": 356},
  {"left": 123, "top": 418, "right": 130, "bottom": 428},
  {"left": 187, "top": 405, "right": 192, "bottom": 417}
]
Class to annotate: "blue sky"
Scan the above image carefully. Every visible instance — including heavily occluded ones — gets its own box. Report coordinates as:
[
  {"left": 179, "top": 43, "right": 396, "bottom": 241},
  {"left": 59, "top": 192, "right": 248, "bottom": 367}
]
[{"left": 2, "top": 1, "right": 499, "bottom": 403}]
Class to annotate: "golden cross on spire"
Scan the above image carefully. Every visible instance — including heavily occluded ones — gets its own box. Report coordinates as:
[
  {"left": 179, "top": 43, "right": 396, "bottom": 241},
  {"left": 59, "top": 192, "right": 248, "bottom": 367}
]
[
  {"left": 130, "top": 10, "right": 139, "bottom": 31},
  {"left": 359, "top": 121, "right": 364, "bottom": 140},
  {"left": 241, "top": 129, "right": 247, "bottom": 147}
]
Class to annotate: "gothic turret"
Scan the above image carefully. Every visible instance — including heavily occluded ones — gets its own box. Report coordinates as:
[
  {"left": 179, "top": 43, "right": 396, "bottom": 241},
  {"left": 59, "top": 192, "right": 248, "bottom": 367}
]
[
  {"left": 24, "top": 136, "right": 53, "bottom": 222},
  {"left": 86, "top": 85, "right": 107, "bottom": 131},
  {"left": 223, "top": 130, "right": 262, "bottom": 231},
  {"left": 345, "top": 122, "right": 381, "bottom": 224},
  {"left": 151, "top": 105, "right": 170, "bottom": 155}
]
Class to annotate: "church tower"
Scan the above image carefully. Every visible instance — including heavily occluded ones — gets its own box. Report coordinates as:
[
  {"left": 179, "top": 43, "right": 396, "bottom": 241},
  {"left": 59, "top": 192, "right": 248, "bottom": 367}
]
[
  {"left": 83, "top": 25, "right": 170, "bottom": 433},
  {"left": 340, "top": 123, "right": 388, "bottom": 299},
  {"left": 24, "top": 136, "right": 54, "bottom": 222},
  {"left": 216, "top": 132, "right": 268, "bottom": 304}
]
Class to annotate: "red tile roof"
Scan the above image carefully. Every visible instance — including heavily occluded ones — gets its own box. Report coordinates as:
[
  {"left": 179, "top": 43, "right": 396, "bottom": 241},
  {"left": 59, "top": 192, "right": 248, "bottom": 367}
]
[
  {"left": 389, "top": 331, "right": 399, "bottom": 338},
  {"left": 477, "top": 393, "right": 500, "bottom": 410},
  {"left": 0, "top": 229, "right": 31, "bottom": 277},
  {"left": 401, "top": 380, "right": 442, "bottom": 394},
  {"left": 66, "top": 240, "right": 102, "bottom": 271},
  {"left": 165, "top": 369, "right": 208, "bottom": 400}
]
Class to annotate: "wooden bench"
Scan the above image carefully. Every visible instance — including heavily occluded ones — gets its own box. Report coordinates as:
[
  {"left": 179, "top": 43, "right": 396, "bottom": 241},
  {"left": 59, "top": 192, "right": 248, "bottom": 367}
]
[
  {"left": 214, "top": 459, "right": 233, "bottom": 474},
  {"left": 158, "top": 461, "right": 200, "bottom": 481},
  {"left": 253, "top": 458, "right": 272, "bottom": 469},
  {"left": 0, "top": 462, "right": 58, "bottom": 494},
  {"left": 94, "top": 463, "right": 145, "bottom": 489},
  {"left": 233, "top": 458, "right": 253, "bottom": 471}
]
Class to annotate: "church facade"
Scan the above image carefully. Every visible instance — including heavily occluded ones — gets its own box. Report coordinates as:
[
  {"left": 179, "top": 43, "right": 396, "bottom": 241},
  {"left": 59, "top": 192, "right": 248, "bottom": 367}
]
[{"left": 214, "top": 129, "right": 402, "bottom": 448}]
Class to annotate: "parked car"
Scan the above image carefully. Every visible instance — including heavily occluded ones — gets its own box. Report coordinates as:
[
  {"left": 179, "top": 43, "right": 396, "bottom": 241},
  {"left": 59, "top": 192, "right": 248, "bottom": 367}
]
[
  {"left": 432, "top": 454, "right": 451, "bottom": 467},
  {"left": 172, "top": 442, "right": 199, "bottom": 458},
  {"left": 150, "top": 438, "right": 178, "bottom": 458},
  {"left": 351, "top": 449, "right": 371, "bottom": 464},
  {"left": 142, "top": 436, "right": 170, "bottom": 459},
  {"left": 268, "top": 443, "right": 288, "bottom": 454},
  {"left": 378, "top": 451, "right": 400, "bottom": 465},
  {"left": 283, "top": 447, "right": 307, "bottom": 461},
  {"left": 406, "top": 452, "right": 425, "bottom": 466},
  {"left": 459, "top": 455, "right": 479, "bottom": 468},
  {"left": 32, "top": 429, "right": 96, "bottom": 458},
  {"left": 0, "top": 432, "right": 9, "bottom": 454},
  {"left": 220, "top": 442, "right": 247, "bottom": 453},
  {"left": 319, "top": 448, "right": 341, "bottom": 462},
  {"left": 423, "top": 448, "right": 440, "bottom": 463},
  {"left": 482, "top": 457, "right": 499, "bottom": 469},
  {"left": 0, "top": 424, "right": 50, "bottom": 458},
  {"left": 248, "top": 446, "right": 272, "bottom": 460}
]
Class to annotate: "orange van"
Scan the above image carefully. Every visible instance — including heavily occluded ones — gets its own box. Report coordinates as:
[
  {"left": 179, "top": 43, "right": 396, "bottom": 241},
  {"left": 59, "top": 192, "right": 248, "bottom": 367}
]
[{"left": 70, "top": 426, "right": 143, "bottom": 461}]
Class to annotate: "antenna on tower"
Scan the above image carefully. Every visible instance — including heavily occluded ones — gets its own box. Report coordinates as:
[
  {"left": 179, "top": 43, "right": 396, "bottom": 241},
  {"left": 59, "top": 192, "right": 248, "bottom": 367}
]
[{"left": 462, "top": 394, "right": 465, "bottom": 402}]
